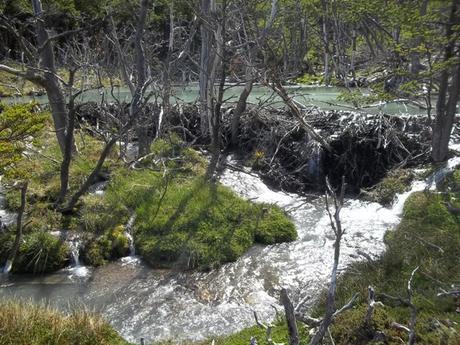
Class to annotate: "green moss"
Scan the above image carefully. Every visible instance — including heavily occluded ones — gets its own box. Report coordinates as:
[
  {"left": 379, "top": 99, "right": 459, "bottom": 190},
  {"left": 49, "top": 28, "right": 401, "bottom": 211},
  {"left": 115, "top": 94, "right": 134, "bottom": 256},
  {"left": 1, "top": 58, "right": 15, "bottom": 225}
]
[
  {"left": 12, "top": 232, "right": 70, "bottom": 273},
  {"left": 364, "top": 169, "right": 414, "bottom": 206},
  {"left": 0, "top": 299, "right": 132, "bottom": 345},
  {"left": 107, "top": 172, "right": 296, "bottom": 270},
  {"left": 81, "top": 226, "right": 130, "bottom": 266}
]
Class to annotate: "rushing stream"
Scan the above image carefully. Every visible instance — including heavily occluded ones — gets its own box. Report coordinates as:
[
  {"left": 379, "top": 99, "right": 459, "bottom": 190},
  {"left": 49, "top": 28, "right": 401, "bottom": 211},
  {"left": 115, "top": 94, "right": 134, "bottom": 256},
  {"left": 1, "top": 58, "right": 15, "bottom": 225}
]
[{"left": 3, "top": 155, "right": 458, "bottom": 343}]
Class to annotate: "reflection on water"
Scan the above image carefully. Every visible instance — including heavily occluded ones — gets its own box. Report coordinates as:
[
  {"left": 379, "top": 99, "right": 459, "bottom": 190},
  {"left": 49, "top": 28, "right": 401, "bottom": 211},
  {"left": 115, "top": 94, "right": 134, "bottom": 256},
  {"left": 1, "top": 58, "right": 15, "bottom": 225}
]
[{"left": 4, "top": 84, "right": 425, "bottom": 115}]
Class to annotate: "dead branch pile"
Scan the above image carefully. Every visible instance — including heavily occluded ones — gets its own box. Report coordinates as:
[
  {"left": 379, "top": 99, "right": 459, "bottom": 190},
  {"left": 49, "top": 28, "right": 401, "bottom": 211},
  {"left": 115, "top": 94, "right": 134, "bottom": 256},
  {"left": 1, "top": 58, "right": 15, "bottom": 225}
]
[
  {"left": 72, "top": 101, "right": 434, "bottom": 193},
  {"left": 221, "top": 106, "right": 432, "bottom": 192}
]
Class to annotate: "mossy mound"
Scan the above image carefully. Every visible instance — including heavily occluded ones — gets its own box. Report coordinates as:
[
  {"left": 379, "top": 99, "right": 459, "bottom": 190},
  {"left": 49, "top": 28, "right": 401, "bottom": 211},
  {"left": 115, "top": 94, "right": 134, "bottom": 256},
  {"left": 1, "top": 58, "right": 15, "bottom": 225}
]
[
  {"left": 362, "top": 169, "right": 415, "bottom": 206},
  {"left": 108, "top": 172, "right": 296, "bottom": 270},
  {"left": 0, "top": 299, "right": 131, "bottom": 345},
  {"left": 81, "top": 226, "right": 130, "bottom": 267}
]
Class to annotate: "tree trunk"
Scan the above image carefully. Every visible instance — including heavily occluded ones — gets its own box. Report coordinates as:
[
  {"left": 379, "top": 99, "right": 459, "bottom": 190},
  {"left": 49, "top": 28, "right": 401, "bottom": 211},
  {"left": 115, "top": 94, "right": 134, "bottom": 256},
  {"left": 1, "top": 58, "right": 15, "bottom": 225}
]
[
  {"left": 280, "top": 289, "right": 300, "bottom": 345},
  {"left": 431, "top": 0, "right": 459, "bottom": 162},
  {"left": 133, "top": 0, "right": 151, "bottom": 158},
  {"left": 230, "top": 66, "right": 253, "bottom": 147},
  {"left": 31, "top": 0, "right": 68, "bottom": 155},
  {"left": 199, "top": 0, "right": 213, "bottom": 138},
  {"left": 3, "top": 182, "right": 27, "bottom": 273},
  {"left": 321, "top": 0, "right": 330, "bottom": 84}
]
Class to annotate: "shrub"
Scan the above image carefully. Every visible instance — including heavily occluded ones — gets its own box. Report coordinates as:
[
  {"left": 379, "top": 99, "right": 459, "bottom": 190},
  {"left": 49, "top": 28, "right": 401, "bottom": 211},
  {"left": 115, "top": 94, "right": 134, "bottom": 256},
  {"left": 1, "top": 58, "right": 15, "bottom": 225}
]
[{"left": 12, "top": 231, "right": 70, "bottom": 273}]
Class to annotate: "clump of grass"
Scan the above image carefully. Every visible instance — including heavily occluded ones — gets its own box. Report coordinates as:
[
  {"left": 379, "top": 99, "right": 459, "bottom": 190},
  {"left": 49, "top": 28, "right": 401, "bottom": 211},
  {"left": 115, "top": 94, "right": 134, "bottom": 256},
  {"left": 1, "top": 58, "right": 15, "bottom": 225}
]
[
  {"left": 12, "top": 231, "right": 70, "bottom": 273},
  {"left": 0, "top": 299, "right": 131, "bottom": 345}
]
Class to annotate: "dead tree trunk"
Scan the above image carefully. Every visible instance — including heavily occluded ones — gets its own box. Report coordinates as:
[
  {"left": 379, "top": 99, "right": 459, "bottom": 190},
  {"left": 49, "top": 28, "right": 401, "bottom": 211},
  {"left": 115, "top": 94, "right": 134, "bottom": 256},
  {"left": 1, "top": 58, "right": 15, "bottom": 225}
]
[
  {"left": 56, "top": 71, "right": 81, "bottom": 206},
  {"left": 205, "top": 1, "right": 226, "bottom": 180},
  {"left": 230, "top": 0, "right": 278, "bottom": 147},
  {"left": 321, "top": 0, "right": 330, "bottom": 84},
  {"left": 199, "top": 0, "right": 214, "bottom": 138},
  {"left": 133, "top": 0, "right": 152, "bottom": 158}
]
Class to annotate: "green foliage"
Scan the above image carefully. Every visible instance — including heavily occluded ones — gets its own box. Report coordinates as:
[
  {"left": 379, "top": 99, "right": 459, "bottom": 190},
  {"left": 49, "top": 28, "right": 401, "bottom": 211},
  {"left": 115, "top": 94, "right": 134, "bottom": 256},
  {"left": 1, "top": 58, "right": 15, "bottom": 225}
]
[
  {"left": 0, "top": 299, "right": 131, "bottom": 345},
  {"left": 295, "top": 73, "right": 324, "bottom": 85},
  {"left": 190, "top": 318, "right": 309, "bottom": 345},
  {"left": 0, "top": 103, "right": 47, "bottom": 176},
  {"left": 12, "top": 232, "right": 70, "bottom": 274}
]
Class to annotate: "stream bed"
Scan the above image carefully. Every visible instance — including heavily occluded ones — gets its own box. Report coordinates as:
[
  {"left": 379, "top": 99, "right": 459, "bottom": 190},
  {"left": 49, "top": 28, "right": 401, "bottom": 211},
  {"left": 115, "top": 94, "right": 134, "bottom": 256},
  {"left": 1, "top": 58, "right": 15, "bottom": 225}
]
[{"left": 0, "top": 160, "right": 421, "bottom": 344}]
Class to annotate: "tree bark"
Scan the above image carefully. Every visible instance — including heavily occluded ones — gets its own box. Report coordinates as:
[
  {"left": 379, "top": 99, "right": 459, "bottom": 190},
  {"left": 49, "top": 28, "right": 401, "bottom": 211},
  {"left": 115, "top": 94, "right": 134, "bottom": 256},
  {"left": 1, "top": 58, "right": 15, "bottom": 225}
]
[
  {"left": 31, "top": 0, "right": 68, "bottom": 155},
  {"left": 133, "top": 0, "right": 152, "bottom": 158},
  {"left": 199, "top": 0, "right": 213, "bottom": 138},
  {"left": 431, "top": 0, "right": 460, "bottom": 162},
  {"left": 3, "top": 182, "right": 28, "bottom": 273},
  {"left": 230, "top": 65, "right": 253, "bottom": 147}
]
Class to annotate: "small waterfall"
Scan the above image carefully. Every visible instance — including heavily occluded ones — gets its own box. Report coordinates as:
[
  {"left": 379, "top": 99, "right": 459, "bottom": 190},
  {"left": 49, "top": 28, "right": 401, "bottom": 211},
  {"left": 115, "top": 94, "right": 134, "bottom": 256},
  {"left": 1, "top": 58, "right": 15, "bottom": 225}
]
[
  {"left": 1, "top": 259, "right": 12, "bottom": 274},
  {"left": 66, "top": 237, "right": 89, "bottom": 279},
  {"left": 121, "top": 214, "right": 140, "bottom": 265},
  {"left": 307, "top": 143, "right": 323, "bottom": 186},
  {"left": 69, "top": 239, "right": 81, "bottom": 267},
  {"left": 126, "top": 214, "right": 136, "bottom": 256}
]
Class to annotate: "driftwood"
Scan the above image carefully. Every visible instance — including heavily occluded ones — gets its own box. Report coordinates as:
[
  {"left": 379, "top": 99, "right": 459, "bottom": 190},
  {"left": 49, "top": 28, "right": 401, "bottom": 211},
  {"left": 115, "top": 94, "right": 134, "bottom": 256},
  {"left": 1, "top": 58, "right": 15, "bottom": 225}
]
[{"left": 364, "top": 286, "right": 384, "bottom": 326}]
